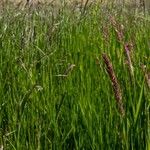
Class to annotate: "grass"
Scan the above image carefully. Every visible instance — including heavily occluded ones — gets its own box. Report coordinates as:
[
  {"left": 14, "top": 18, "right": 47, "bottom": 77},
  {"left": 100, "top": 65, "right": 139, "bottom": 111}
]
[{"left": 0, "top": 2, "right": 150, "bottom": 149}]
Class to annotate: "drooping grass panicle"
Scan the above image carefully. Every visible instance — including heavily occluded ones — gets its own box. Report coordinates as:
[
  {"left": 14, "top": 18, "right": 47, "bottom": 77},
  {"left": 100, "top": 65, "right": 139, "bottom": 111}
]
[{"left": 102, "top": 53, "right": 125, "bottom": 117}]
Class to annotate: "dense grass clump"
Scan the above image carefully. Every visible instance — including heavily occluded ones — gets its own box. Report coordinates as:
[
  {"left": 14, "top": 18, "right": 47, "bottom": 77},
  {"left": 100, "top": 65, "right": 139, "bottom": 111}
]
[{"left": 0, "top": 3, "right": 150, "bottom": 149}]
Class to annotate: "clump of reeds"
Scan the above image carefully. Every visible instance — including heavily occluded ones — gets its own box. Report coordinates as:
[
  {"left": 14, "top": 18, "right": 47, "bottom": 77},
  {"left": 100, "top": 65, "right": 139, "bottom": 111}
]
[{"left": 102, "top": 53, "right": 125, "bottom": 117}]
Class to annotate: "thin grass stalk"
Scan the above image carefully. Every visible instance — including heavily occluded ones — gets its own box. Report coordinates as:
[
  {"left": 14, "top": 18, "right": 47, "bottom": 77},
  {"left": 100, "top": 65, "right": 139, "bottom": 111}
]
[
  {"left": 124, "top": 43, "right": 134, "bottom": 77},
  {"left": 141, "top": 64, "right": 150, "bottom": 88}
]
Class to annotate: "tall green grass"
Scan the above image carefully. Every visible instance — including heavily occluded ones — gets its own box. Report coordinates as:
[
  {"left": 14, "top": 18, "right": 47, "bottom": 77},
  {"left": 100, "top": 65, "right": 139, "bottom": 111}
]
[{"left": 0, "top": 3, "right": 150, "bottom": 149}]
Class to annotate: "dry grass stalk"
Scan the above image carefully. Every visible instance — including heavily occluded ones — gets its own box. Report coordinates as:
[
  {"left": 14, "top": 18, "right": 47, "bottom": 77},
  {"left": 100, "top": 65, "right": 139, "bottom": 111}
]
[
  {"left": 63, "top": 64, "right": 76, "bottom": 76},
  {"left": 55, "top": 64, "right": 76, "bottom": 78},
  {"left": 124, "top": 42, "right": 134, "bottom": 76},
  {"left": 102, "top": 53, "right": 125, "bottom": 117},
  {"left": 141, "top": 64, "right": 150, "bottom": 88},
  {"left": 0, "top": 145, "right": 3, "bottom": 150}
]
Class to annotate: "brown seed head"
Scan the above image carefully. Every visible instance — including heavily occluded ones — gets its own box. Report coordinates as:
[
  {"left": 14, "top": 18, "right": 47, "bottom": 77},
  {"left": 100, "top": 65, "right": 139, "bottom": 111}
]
[{"left": 102, "top": 53, "right": 125, "bottom": 117}]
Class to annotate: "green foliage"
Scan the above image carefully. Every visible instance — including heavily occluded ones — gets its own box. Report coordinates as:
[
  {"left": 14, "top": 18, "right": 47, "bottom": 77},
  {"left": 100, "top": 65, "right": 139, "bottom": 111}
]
[{"left": 0, "top": 3, "right": 149, "bottom": 150}]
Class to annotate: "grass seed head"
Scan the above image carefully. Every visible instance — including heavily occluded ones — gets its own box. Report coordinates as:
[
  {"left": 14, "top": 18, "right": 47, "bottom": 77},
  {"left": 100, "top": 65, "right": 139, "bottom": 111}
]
[
  {"left": 110, "top": 16, "right": 124, "bottom": 43},
  {"left": 102, "top": 53, "right": 125, "bottom": 117}
]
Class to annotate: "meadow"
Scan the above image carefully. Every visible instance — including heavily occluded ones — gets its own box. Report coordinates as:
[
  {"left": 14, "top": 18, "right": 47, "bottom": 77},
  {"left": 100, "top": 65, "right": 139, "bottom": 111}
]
[{"left": 0, "top": 1, "right": 150, "bottom": 149}]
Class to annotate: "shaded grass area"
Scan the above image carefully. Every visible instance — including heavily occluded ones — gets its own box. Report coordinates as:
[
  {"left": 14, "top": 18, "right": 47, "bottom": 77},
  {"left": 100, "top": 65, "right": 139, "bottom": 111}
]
[{"left": 0, "top": 4, "right": 150, "bottom": 149}]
